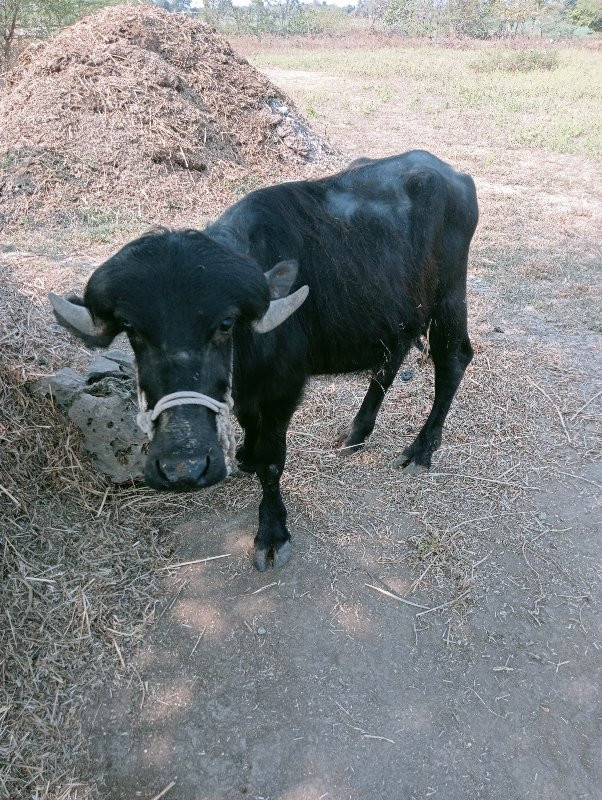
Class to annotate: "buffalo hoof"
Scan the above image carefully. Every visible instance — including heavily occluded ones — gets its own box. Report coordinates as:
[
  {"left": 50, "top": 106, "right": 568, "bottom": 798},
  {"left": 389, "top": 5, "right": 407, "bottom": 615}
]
[
  {"left": 254, "top": 539, "right": 292, "bottom": 572},
  {"left": 401, "top": 460, "right": 428, "bottom": 476},
  {"left": 335, "top": 427, "right": 366, "bottom": 455},
  {"left": 392, "top": 449, "right": 429, "bottom": 474}
]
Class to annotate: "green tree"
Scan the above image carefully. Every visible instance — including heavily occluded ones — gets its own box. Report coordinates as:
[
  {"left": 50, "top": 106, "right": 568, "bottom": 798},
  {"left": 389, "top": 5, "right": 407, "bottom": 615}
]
[
  {"left": 1, "top": 0, "right": 124, "bottom": 62},
  {"left": 1, "top": 0, "right": 21, "bottom": 60},
  {"left": 493, "top": 0, "right": 542, "bottom": 33},
  {"left": 151, "top": 0, "right": 194, "bottom": 12},
  {"left": 566, "top": 0, "right": 602, "bottom": 28},
  {"left": 199, "top": 0, "right": 237, "bottom": 29},
  {"left": 377, "top": 0, "right": 498, "bottom": 36}
]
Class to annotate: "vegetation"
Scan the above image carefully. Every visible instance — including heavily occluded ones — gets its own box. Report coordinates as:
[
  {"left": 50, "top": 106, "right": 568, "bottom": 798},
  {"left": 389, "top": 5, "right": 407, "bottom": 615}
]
[
  {"left": 247, "top": 43, "right": 602, "bottom": 160},
  {"left": 200, "top": 0, "right": 357, "bottom": 36},
  {"left": 194, "top": 0, "right": 602, "bottom": 38},
  {"left": 2, "top": 0, "right": 600, "bottom": 66},
  {"left": 566, "top": 0, "right": 602, "bottom": 30},
  {"left": 366, "top": 0, "right": 587, "bottom": 38},
  {"left": 1, "top": 0, "right": 123, "bottom": 61},
  {"left": 470, "top": 48, "right": 560, "bottom": 71}
]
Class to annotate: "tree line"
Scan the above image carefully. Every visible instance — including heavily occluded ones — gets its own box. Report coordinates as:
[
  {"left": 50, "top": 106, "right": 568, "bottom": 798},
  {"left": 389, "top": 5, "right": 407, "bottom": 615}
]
[
  {"left": 163, "top": 0, "right": 602, "bottom": 37},
  {"left": 1, "top": 0, "right": 601, "bottom": 64},
  {"left": 1, "top": 1, "right": 123, "bottom": 61}
]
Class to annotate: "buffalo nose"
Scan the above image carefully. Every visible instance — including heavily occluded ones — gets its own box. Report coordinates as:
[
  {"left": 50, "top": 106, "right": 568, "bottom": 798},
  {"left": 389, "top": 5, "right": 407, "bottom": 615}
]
[{"left": 156, "top": 455, "right": 210, "bottom": 487}]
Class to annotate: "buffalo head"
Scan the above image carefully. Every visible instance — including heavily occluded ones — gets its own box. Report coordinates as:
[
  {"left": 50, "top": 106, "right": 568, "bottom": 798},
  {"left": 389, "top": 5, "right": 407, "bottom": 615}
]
[{"left": 50, "top": 229, "right": 308, "bottom": 490}]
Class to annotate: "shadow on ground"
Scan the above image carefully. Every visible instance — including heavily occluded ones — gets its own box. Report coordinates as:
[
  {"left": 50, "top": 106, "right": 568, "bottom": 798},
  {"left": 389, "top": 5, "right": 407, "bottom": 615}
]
[{"left": 89, "top": 460, "right": 600, "bottom": 800}]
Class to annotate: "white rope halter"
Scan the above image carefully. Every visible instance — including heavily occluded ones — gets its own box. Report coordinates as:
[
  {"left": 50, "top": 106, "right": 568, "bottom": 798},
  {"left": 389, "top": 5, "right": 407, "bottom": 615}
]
[{"left": 136, "top": 390, "right": 237, "bottom": 475}]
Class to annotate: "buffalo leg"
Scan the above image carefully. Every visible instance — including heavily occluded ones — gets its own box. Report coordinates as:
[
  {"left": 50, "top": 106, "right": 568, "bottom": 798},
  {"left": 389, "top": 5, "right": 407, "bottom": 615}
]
[
  {"left": 395, "top": 304, "right": 472, "bottom": 473},
  {"left": 253, "top": 395, "right": 301, "bottom": 571},
  {"left": 341, "top": 341, "right": 412, "bottom": 452}
]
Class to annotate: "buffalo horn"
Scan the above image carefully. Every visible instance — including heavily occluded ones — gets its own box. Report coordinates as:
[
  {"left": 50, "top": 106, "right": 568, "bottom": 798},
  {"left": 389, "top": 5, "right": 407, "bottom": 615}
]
[
  {"left": 253, "top": 285, "right": 309, "bottom": 334},
  {"left": 48, "top": 292, "right": 102, "bottom": 338}
]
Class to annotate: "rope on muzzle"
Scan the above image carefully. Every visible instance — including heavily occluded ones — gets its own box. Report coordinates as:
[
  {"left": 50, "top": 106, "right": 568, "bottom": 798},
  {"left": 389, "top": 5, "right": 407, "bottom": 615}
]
[{"left": 136, "top": 390, "right": 237, "bottom": 475}]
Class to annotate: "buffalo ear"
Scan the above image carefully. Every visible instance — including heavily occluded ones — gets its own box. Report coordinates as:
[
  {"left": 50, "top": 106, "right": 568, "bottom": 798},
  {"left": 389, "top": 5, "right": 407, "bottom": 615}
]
[
  {"left": 264, "top": 259, "right": 299, "bottom": 299},
  {"left": 49, "top": 291, "right": 118, "bottom": 349}
]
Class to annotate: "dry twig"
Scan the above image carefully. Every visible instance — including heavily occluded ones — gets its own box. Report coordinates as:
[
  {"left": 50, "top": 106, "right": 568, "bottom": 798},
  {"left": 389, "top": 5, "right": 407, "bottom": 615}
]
[
  {"left": 156, "top": 554, "right": 231, "bottom": 570},
  {"left": 149, "top": 782, "right": 177, "bottom": 800},
  {"left": 365, "top": 583, "right": 429, "bottom": 610}
]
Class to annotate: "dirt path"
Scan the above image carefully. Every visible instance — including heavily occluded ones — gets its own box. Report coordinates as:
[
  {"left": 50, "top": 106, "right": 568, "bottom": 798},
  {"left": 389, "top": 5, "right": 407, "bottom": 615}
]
[
  {"left": 86, "top": 66, "right": 601, "bottom": 800},
  {"left": 90, "top": 468, "right": 601, "bottom": 799}
]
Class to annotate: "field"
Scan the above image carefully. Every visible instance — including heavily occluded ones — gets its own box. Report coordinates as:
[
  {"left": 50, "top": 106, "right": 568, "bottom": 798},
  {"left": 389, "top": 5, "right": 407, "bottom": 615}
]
[{"left": 1, "top": 30, "right": 601, "bottom": 800}]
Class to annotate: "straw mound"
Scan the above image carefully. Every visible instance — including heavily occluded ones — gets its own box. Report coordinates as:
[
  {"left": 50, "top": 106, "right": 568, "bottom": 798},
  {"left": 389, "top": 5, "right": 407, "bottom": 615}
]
[
  {"left": 0, "top": 4, "right": 331, "bottom": 230},
  {"left": 0, "top": 269, "right": 170, "bottom": 798}
]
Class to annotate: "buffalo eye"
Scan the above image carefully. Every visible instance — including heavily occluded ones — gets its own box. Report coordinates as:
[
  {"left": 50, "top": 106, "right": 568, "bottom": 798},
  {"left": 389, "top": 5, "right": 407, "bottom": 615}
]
[
  {"left": 219, "top": 317, "right": 235, "bottom": 334},
  {"left": 122, "top": 321, "right": 135, "bottom": 333}
]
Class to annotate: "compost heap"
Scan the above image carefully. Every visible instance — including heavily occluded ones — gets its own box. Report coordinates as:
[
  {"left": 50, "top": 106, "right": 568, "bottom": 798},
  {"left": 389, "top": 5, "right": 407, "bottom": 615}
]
[{"left": 0, "top": 4, "right": 331, "bottom": 230}]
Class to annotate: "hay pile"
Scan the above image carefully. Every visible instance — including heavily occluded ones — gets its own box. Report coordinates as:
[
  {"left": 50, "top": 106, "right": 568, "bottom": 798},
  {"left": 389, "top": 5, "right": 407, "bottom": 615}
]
[
  {"left": 0, "top": 269, "right": 170, "bottom": 798},
  {"left": 0, "top": 4, "right": 331, "bottom": 232}
]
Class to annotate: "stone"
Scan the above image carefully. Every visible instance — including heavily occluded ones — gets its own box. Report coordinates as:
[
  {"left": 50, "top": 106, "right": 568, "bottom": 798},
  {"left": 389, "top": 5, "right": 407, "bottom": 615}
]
[
  {"left": 32, "top": 350, "right": 146, "bottom": 483},
  {"left": 87, "top": 355, "right": 126, "bottom": 382},
  {"left": 34, "top": 367, "right": 87, "bottom": 408},
  {"left": 68, "top": 391, "right": 146, "bottom": 484},
  {"left": 104, "top": 349, "right": 136, "bottom": 371}
]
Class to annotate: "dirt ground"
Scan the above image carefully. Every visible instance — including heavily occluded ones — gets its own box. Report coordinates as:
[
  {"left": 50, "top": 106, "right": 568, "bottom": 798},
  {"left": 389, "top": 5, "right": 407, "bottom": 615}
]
[
  {"left": 90, "top": 482, "right": 600, "bottom": 800},
  {"left": 76, "top": 60, "right": 602, "bottom": 800}
]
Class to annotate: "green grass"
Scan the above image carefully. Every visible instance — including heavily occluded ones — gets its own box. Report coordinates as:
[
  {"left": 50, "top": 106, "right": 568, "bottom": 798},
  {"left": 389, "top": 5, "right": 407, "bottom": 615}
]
[
  {"left": 250, "top": 46, "right": 602, "bottom": 160},
  {"left": 514, "top": 116, "right": 602, "bottom": 157},
  {"left": 79, "top": 206, "right": 124, "bottom": 243},
  {"left": 371, "top": 84, "right": 394, "bottom": 102},
  {"left": 226, "top": 174, "right": 265, "bottom": 199},
  {"left": 470, "top": 49, "right": 560, "bottom": 73},
  {"left": 0, "top": 154, "right": 16, "bottom": 169},
  {"left": 358, "top": 100, "right": 378, "bottom": 114}
]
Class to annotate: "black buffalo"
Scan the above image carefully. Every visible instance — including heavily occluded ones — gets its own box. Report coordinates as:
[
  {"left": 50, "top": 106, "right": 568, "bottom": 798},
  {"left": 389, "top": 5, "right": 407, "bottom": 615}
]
[{"left": 50, "top": 150, "right": 478, "bottom": 571}]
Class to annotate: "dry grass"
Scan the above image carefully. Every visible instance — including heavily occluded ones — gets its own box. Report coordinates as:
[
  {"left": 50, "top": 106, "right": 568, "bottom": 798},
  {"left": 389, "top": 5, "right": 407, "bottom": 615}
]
[
  {"left": 469, "top": 48, "right": 560, "bottom": 73},
  {"left": 1, "top": 252, "right": 264, "bottom": 796},
  {"left": 282, "top": 285, "right": 601, "bottom": 599},
  {"left": 244, "top": 42, "right": 602, "bottom": 163},
  {"left": 0, "top": 272, "right": 173, "bottom": 798},
  {"left": 231, "top": 32, "right": 602, "bottom": 55},
  {"left": 0, "top": 5, "right": 334, "bottom": 238}
]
